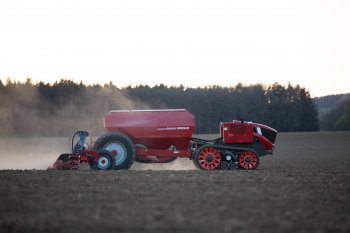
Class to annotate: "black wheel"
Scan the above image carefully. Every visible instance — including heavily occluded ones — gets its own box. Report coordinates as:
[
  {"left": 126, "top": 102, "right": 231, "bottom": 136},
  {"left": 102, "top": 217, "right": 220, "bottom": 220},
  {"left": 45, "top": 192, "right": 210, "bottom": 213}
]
[
  {"left": 220, "top": 162, "right": 229, "bottom": 170},
  {"left": 94, "top": 132, "right": 135, "bottom": 170},
  {"left": 193, "top": 146, "right": 221, "bottom": 170},
  {"left": 228, "top": 162, "right": 237, "bottom": 170},
  {"left": 237, "top": 150, "right": 259, "bottom": 170},
  {"left": 90, "top": 150, "right": 115, "bottom": 170}
]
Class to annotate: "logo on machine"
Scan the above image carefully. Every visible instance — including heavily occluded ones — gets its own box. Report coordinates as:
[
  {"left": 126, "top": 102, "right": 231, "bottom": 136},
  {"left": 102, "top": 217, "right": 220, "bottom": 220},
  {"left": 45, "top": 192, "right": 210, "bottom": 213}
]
[{"left": 157, "top": 126, "right": 190, "bottom": 131}]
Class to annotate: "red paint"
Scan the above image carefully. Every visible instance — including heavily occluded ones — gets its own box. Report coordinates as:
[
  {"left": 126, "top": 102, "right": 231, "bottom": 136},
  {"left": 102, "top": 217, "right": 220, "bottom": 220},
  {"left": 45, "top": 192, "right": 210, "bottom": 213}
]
[
  {"left": 220, "top": 120, "right": 254, "bottom": 143},
  {"left": 239, "top": 151, "right": 258, "bottom": 169},
  {"left": 101, "top": 109, "right": 277, "bottom": 170},
  {"left": 104, "top": 110, "right": 195, "bottom": 150},
  {"left": 197, "top": 147, "right": 221, "bottom": 170},
  {"left": 53, "top": 149, "right": 100, "bottom": 170}
]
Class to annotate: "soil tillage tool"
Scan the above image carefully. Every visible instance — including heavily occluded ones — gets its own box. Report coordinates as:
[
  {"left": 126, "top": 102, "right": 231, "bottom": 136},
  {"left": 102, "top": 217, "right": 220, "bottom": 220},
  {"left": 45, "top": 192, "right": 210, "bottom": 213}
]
[{"left": 53, "top": 131, "right": 115, "bottom": 170}]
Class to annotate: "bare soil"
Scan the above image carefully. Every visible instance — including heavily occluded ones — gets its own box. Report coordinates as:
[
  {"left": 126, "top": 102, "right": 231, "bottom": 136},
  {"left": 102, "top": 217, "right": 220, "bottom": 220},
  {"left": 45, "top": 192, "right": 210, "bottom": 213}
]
[{"left": 0, "top": 131, "right": 349, "bottom": 233}]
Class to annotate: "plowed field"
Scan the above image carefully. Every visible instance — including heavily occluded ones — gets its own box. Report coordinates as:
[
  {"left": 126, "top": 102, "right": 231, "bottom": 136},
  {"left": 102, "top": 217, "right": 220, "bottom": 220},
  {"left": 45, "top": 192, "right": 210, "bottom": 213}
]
[{"left": 0, "top": 131, "right": 349, "bottom": 233}]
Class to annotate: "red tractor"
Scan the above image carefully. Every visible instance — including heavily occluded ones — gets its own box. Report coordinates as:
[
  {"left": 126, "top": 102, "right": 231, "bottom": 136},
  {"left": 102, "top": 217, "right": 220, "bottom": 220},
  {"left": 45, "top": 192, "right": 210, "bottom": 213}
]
[
  {"left": 54, "top": 109, "right": 277, "bottom": 170},
  {"left": 88, "top": 109, "right": 277, "bottom": 170}
]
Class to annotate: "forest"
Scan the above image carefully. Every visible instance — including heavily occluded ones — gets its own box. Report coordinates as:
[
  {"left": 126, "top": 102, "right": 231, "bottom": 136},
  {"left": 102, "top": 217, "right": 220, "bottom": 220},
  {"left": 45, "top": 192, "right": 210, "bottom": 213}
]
[
  {"left": 0, "top": 79, "right": 320, "bottom": 136},
  {"left": 320, "top": 99, "right": 350, "bottom": 131}
]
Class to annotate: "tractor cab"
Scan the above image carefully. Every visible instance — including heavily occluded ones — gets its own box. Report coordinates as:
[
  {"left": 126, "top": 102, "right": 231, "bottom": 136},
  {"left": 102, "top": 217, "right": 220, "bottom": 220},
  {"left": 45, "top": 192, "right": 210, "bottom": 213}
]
[
  {"left": 219, "top": 120, "right": 277, "bottom": 155},
  {"left": 252, "top": 123, "right": 277, "bottom": 145}
]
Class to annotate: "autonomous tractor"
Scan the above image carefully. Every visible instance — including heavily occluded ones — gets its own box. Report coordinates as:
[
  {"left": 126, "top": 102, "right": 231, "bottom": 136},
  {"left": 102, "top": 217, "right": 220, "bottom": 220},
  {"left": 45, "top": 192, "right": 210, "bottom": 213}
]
[{"left": 54, "top": 109, "right": 277, "bottom": 170}]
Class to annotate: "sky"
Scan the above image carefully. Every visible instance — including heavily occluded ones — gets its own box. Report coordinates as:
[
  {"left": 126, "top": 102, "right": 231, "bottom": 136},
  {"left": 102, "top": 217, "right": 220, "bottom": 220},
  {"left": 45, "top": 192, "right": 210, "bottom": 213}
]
[{"left": 0, "top": 0, "right": 349, "bottom": 97}]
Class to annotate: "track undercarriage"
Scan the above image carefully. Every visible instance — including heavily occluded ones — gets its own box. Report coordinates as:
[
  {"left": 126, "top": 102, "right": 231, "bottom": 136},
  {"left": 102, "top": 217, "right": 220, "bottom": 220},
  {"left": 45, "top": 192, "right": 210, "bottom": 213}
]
[{"left": 190, "top": 137, "right": 261, "bottom": 170}]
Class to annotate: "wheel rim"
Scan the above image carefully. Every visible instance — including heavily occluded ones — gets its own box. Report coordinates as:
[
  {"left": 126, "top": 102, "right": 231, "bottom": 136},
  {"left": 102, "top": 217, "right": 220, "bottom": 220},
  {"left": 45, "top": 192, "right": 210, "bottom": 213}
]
[
  {"left": 104, "top": 142, "right": 127, "bottom": 165},
  {"left": 220, "top": 162, "right": 229, "bottom": 170},
  {"left": 97, "top": 156, "right": 111, "bottom": 169},
  {"left": 197, "top": 147, "right": 221, "bottom": 170},
  {"left": 239, "top": 151, "right": 258, "bottom": 170}
]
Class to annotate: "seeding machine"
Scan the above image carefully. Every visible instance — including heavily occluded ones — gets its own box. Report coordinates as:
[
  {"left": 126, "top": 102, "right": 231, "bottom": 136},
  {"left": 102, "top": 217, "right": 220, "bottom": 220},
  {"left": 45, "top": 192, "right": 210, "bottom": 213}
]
[{"left": 54, "top": 109, "right": 277, "bottom": 170}]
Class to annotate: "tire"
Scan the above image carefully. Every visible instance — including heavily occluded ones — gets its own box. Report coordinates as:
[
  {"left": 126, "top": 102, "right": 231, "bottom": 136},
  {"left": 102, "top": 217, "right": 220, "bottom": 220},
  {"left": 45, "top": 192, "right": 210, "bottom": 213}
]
[
  {"left": 193, "top": 145, "right": 221, "bottom": 170},
  {"left": 94, "top": 132, "right": 135, "bottom": 170},
  {"left": 90, "top": 150, "right": 115, "bottom": 170},
  {"left": 228, "top": 162, "right": 237, "bottom": 170},
  {"left": 220, "top": 162, "right": 229, "bottom": 170},
  {"left": 237, "top": 150, "right": 259, "bottom": 170}
]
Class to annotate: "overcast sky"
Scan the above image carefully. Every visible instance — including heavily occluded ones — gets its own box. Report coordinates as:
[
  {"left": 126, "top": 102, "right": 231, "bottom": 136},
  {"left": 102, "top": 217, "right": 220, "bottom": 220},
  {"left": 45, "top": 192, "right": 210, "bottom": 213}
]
[{"left": 0, "top": 0, "right": 349, "bottom": 97}]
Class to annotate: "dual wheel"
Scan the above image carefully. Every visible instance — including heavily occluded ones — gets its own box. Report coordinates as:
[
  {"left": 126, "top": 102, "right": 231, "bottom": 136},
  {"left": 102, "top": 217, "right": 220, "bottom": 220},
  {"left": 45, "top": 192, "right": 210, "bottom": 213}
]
[
  {"left": 94, "top": 132, "right": 135, "bottom": 170},
  {"left": 93, "top": 132, "right": 178, "bottom": 169},
  {"left": 193, "top": 146, "right": 259, "bottom": 170}
]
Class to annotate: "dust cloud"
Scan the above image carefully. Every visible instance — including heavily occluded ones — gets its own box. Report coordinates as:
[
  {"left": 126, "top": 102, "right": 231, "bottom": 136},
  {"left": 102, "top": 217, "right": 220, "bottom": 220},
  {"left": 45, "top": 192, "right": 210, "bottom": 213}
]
[
  {"left": 0, "top": 137, "right": 68, "bottom": 170},
  {"left": 0, "top": 82, "right": 197, "bottom": 170},
  {"left": 132, "top": 158, "right": 196, "bottom": 171},
  {"left": 0, "top": 136, "right": 196, "bottom": 170},
  {"left": 0, "top": 82, "right": 152, "bottom": 137}
]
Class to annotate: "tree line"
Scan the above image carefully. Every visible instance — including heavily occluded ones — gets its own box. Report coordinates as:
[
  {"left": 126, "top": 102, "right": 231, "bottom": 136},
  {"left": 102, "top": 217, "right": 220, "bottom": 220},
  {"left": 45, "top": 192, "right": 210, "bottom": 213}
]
[
  {"left": 314, "top": 93, "right": 350, "bottom": 109},
  {"left": 0, "top": 79, "right": 319, "bottom": 136},
  {"left": 321, "top": 99, "right": 350, "bottom": 131}
]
